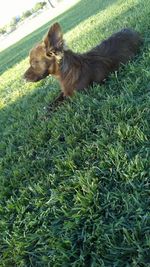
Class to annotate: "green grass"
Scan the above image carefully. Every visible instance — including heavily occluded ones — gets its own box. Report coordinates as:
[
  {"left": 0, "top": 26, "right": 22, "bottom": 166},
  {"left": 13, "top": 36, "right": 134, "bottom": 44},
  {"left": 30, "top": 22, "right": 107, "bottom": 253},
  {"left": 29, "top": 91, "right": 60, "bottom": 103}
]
[{"left": 0, "top": 0, "right": 150, "bottom": 266}]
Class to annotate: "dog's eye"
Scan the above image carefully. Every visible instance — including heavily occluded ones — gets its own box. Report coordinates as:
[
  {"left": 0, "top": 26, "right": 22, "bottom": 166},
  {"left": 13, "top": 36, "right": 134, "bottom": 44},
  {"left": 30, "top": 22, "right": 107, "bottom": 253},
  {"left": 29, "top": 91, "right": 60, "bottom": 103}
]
[
  {"left": 47, "top": 51, "right": 54, "bottom": 57},
  {"left": 31, "top": 60, "right": 39, "bottom": 68}
]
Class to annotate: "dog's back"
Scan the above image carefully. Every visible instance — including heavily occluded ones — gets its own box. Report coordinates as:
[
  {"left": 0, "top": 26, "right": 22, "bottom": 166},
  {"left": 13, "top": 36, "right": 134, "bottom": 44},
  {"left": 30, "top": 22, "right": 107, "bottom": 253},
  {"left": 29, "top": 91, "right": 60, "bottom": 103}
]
[
  {"left": 82, "top": 28, "right": 142, "bottom": 84},
  {"left": 99, "top": 28, "right": 141, "bottom": 57}
]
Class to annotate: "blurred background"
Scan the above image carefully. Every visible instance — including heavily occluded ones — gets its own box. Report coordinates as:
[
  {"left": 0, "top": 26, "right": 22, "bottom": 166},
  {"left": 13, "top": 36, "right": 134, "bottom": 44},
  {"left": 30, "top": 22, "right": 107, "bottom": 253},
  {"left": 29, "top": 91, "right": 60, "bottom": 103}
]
[{"left": 0, "top": 0, "right": 79, "bottom": 51}]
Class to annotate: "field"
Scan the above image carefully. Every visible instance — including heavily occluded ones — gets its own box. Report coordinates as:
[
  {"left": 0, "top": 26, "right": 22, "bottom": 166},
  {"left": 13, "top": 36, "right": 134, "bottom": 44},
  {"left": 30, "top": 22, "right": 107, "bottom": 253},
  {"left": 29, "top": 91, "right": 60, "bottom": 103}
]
[{"left": 0, "top": 0, "right": 150, "bottom": 266}]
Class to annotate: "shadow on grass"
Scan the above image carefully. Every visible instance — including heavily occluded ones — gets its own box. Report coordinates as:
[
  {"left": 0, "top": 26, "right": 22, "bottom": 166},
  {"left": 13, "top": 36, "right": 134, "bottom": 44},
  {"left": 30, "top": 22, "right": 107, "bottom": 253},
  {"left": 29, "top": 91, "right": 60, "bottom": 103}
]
[
  {"left": 0, "top": 1, "right": 149, "bottom": 265},
  {"left": 0, "top": 0, "right": 117, "bottom": 75},
  {"left": 0, "top": 0, "right": 149, "bottom": 189}
]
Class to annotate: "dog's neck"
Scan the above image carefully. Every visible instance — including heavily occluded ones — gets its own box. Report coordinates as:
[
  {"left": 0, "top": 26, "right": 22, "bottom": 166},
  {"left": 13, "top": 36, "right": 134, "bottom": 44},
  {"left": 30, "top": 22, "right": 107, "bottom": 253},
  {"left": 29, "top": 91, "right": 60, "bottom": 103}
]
[
  {"left": 55, "top": 49, "right": 84, "bottom": 96},
  {"left": 60, "top": 49, "right": 82, "bottom": 74}
]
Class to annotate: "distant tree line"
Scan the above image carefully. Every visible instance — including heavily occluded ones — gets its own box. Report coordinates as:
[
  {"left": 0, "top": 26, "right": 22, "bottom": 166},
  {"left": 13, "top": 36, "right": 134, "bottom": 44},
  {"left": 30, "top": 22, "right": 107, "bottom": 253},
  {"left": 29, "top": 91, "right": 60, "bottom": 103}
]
[{"left": 0, "top": 1, "right": 47, "bottom": 35}]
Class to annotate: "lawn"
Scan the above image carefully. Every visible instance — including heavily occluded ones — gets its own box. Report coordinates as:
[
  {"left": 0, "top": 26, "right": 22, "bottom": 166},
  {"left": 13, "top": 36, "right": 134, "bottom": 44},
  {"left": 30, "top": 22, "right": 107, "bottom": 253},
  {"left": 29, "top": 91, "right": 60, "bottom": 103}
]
[{"left": 0, "top": 0, "right": 150, "bottom": 266}]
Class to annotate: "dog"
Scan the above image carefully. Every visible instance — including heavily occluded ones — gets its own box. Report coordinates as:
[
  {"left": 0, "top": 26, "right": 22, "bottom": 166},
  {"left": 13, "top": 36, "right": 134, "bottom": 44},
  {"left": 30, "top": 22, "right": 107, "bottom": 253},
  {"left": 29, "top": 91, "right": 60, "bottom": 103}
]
[{"left": 24, "top": 22, "right": 142, "bottom": 104}]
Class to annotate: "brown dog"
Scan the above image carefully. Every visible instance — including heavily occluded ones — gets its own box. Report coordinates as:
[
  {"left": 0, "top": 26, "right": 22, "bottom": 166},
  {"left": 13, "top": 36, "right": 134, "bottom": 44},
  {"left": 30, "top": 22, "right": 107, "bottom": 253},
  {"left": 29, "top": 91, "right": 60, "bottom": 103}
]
[{"left": 24, "top": 22, "right": 142, "bottom": 103}]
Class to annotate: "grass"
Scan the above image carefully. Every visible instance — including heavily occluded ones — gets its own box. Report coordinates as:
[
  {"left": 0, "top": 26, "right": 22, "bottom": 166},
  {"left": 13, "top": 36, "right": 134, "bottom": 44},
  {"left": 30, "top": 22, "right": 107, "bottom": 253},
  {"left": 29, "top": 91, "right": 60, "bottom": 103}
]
[{"left": 0, "top": 0, "right": 150, "bottom": 266}]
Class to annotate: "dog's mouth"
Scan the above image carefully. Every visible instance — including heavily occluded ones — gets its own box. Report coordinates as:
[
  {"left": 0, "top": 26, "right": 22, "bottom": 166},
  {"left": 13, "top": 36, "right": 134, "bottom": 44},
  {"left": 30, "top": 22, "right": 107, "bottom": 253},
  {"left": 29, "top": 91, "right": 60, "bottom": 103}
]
[{"left": 24, "top": 67, "right": 49, "bottom": 82}]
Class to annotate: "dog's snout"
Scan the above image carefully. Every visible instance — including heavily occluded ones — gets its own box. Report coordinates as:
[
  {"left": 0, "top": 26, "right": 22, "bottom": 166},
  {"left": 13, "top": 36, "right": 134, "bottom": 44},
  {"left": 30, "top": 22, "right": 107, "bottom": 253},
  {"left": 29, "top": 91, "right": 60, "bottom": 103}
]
[
  {"left": 23, "top": 76, "right": 29, "bottom": 83},
  {"left": 23, "top": 68, "right": 38, "bottom": 82},
  {"left": 23, "top": 73, "right": 30, "bottom": 83}
]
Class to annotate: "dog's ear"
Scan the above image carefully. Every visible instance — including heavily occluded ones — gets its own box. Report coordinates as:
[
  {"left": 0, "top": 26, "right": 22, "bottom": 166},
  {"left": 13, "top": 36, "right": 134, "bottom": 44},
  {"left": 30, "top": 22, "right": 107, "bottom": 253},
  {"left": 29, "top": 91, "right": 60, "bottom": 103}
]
[{"left": 44, "top": 22, "right": 63, "bottom": 52}]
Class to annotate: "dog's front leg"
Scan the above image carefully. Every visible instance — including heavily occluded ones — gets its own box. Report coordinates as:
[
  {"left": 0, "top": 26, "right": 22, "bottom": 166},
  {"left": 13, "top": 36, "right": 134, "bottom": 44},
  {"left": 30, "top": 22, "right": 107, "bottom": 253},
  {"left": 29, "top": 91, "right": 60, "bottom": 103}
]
[
  {"left": 53, "top": 91, "right": 65, "bottom": 104},
  {"left": 47, "top": 91, "right": 66, "bottom": 113}
]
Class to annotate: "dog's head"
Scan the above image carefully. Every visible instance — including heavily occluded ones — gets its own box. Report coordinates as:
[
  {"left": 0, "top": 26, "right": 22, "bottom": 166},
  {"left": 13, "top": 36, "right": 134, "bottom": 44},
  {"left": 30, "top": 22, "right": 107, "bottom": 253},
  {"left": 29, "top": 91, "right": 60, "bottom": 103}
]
[{"left": 24, "top": 22, "right": 64, "bottom": 82}]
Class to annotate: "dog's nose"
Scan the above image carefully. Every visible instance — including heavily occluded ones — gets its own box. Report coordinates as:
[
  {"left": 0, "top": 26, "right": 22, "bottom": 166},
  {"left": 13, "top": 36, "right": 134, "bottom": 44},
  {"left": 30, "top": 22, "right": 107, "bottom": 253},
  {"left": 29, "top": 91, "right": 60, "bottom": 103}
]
[
  {"left": 22, "top": 75, "right": 28, "bottom": 83},
  {"left": 23, "top": 73, "right": 32, "bottom": 83},
  {"left": 23, "top": 72, "right": 32, "bottom": 82}
]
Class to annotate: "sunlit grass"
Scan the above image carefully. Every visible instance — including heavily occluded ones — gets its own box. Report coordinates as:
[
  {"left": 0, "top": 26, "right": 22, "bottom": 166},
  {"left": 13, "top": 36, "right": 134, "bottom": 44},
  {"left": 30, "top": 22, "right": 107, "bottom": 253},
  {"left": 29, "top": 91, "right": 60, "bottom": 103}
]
[{"left": 0, "top": 0, "right": 150, "bottom": 266}]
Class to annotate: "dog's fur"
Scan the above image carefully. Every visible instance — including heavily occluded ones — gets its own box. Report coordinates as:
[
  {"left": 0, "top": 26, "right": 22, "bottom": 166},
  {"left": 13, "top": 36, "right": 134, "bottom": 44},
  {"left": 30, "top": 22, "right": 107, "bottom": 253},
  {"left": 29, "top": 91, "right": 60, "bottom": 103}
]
[{"left": 24, "top": 23, "right": 142, "bottom": 101}]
